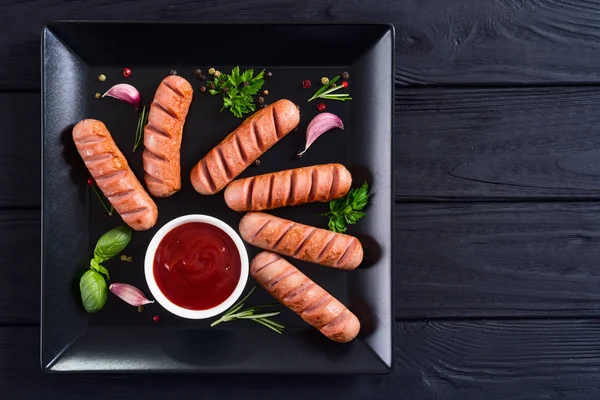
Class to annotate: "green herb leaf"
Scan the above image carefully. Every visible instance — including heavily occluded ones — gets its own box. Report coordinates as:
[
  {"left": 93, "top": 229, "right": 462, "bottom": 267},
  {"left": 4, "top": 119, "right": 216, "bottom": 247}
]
[
  {"left": 80, "top": 270, "right": 108, "bottom": 313},
  {"left": 90, "top": 258, "right": 110, "bottom": 280},
  {"left": 323, "top": 182, "right": 370, "bottom": 233},
  {"left": 93, "top": 225, "right": 133, "bottom": 263},
  {"left": 210, "top": 67, "right": 265, "bottom": 118}
]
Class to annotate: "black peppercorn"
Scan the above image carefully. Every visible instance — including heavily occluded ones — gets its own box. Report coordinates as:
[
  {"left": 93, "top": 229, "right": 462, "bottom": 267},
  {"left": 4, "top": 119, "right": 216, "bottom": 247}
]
[
  {"left": 199, "top": 85, "right": 207, "bottom": 93},
  {"left": 222, "top": 86, "right": 228, "bottom": 93},
  {"left": 208, "top": 82, "right": 216, "bottom": 90},
  {"left": 342, "top": 71, "right": 350, "bottom": 79},
  {"left": 266, "top": 71, "right": 273, "bottom": 78},
  {"left": 243, "top": 81, "right": 250, "bottom": 87},
  {"left": 200, "top": 75, "right": 207, "bottom": 80},
  {"left": 254, "top": 159, "right": 261, "bottom": 166},
  {"left": 169, "top": 69, "right": 177, "bottom": 75},
  {"left": 258, "top": 96, "right": 265, "bottom": 104},
  {"left": 194, "top": 68, "right": 202, "bottom": 77}
]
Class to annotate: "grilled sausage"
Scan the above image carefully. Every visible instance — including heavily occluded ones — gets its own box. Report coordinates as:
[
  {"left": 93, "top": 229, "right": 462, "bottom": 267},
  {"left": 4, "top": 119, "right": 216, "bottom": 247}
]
[
  {"left": 190, "top": 99, "right": 300, "bottom": 195},
  {"left": 224, "top": 163, "right": 352, "bottom": 212},
  {"left": 143, "top": 75, "right": 193, "bottom": 197},
  {"left": 251, "top": 251, "right": 360, "bottom": 343},
  {"left": 73, "top": 119, "right": 158, "bottom": 231},
  {"left": 239, "top": 212, "right": 363, "bottom": 270}
]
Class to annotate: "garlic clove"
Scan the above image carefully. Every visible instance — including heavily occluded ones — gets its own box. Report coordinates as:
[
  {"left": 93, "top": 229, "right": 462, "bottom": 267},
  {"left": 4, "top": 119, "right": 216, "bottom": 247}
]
[
  {"left": 102, "top": 84, "right": 142, "bottom": 110},
  {"left": 109, "top": 282, "right": 154, "bottom": 307}
]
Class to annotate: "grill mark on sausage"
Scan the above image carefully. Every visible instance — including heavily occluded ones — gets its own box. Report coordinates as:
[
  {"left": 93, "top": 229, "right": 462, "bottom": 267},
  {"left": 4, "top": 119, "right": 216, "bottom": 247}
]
[
  {"left": 152, "top": 100, "right": 179, "bottom": 120},
  {"left": 271, "top": 105, "right": 283, "bottom": 139},
  {"left": 162, "top": 80, "right": 185, "bottom": 99},
  {"left": 328, "top": 164, "right": 338, "bottom": 198},
  {"left": 252, "top": 218, "right": 272, "bottom": 241},
  {"left": 83, "top": 153, "right": 112, "bottom": 163},
  {"left": 201, "top": 160, "right": 216, "bottom": 193},
  {"left": 120, "top": 206, "right": 149, "bottom": 216},
  {"left": 316, "top": 232, "right": 338, "bottom": 262},
  {"left": 245, "top": 178, "right": 255, "bottom": 210},
  {"left": 216, "top": 146, "right": 232, "bottom": 180},
  {"left": 95, "top": 169, "right": 127, "bottom": 182},
  {"left": 145, "top": 123, "right": 172, "bottom": 139},
  {"left": 76, "top": 135, "right": 105, "bottom": 145},
  {"left": 282, "top": 281, "right": 315, "bottom": 303},
  {"left": 144, "top": 173, "right": 164, "bottom": 184},
  {"left": 143, "top": 149, "right": 168, "bottom": 162},
  {"left": 288, "top": 170, "right": 297, "bottom": 206},
  {"left": 106, "top": 189, "right": 135, "bottom": 200},
  {"left": 251, "top": 120, "right": 265, "bottom": 152},
  {"left": 266, "top": 174, "right": 275, "bottom": 209},
  {"left": 292, "top": 228, "right": 318, "bottom": 258},
  {"left": 251, "top": 254, "right": 281, "bottom": 275},
  {"left": 300, "top": 292, "right": 331, "bottom": 315},
  {"left": 321, "top": 309, "right": 350, "bottom": 330},
  {"left": 234, "top": 133, "right": 248, "bottom": 163},
  {"left": 272, "top": 222, "right": 295, "bottom": 250},
  {"left": 335, "top": 239, "right": 357, "bottom": 269},
  {"left": 266, "top": 267, "right": 298, "bottom": 290}
]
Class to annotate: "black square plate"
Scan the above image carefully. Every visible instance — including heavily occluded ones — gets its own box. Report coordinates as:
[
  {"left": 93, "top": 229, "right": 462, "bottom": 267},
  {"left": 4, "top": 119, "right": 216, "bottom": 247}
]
[{"left": 42, "top": 22, "right": 394, "bottom": 374}]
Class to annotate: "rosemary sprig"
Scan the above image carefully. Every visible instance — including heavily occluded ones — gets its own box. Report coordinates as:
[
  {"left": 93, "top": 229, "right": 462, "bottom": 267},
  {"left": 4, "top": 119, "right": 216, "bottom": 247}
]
[
  {"left": 210, "top": 287, "right": 285, "bottom": 334},
  {"left": 133, "top": 105, "right": 148, "bottom": 152},
  {"left": 308, "top": 75, "right": 352, "bottom": 102},
  {"left": 90, "top": 181, "right": 114, "bottom": 216}
]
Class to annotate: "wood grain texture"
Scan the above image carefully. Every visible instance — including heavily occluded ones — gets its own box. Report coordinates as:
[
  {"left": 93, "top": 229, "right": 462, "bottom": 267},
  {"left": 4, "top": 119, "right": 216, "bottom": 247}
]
[
  {"left": 5, "top": 0, "right": 600, "bottom": 88},
  {"left": 395, "top": 202, "right": 600, "bottom": 318},
  {"left": 0, "top": 94, "right": 40, "bottom": 207},
  {"left": 0, "top": 210, "right": 39, "bottom": 325},
  {"left": 395, "top": 86, "right": 600, "bottom": 200},
  {"left": 4, "top": 321, "right": 600, "bottom": 399}
]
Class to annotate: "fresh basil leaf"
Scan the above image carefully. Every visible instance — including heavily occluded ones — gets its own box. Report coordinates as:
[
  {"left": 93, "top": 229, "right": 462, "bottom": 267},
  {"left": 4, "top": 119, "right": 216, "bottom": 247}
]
[
  {"left": 80, "top": 270, "right": 108, "bottom": 313},
  {"left": 93, "top": 225, "right": 132, "bottom": 263},
  {"left": 90, "top": 258, "right": 110, "bottom": 280}
]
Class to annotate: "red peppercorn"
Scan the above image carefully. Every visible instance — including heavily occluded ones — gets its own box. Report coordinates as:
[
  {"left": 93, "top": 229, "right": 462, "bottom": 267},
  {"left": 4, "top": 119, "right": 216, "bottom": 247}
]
[
  {"left": 153, "top": 315, "right": 160, "bottom": 322},
  {"left": 317, "top": 103, "right": 326, "bottom": 112},
  {"left": 87, "top": 178, "right": 94, "bottom": 186},
  {"left": 122, "top": 68, "right": 132, "bottom": 78},
  {"left": 342, "top": 81, "right": 348, "bottom": 88},
  {"left": 302, "top": 80, "right": 311, "bottom": 89}
]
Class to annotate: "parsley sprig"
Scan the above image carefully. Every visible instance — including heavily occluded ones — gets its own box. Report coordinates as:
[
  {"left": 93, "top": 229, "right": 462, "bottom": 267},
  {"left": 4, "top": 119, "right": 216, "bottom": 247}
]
[
  {"left": 209, "top": 67, "right": 265, "bottom": 118},
  {"left": 322, "top": 182, "right": 370, "bottom": 233}
]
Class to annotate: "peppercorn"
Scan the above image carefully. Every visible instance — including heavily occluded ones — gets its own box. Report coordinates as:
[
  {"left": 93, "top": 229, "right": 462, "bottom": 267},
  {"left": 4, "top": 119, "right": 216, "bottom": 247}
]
[
  {"left": 263, "top": 90, "right": 269, "bottom": 96},
  {"left": 120, "top": 255, "right": 127, "bottom": 261},
  {"left": 208, "top": 68, "right": 216, "bottom": 75},
  {"left": 331, "top": 82, "right": 337, "bottom": 87},
  {"left": 342, "top": 81, "right": 349, "bottom": 88},
  {"left": 254, "top": 159, "right": 261, "bottom": 166},
  {"left": 138, "top": 306, "right": 144, "bottom": 312},
  {"left": 258, "top": 96, "right": 265, "bottom": 104},
  {"left": 200, "top": 75, "right": 207, "bottom": 80},
  {"left": 169, "top": 69, "right": 177, "bottom": 75},
  {"left": 243, "top": 81, "right": 250, "bottom": 87},
  {"left": 122, "top": 68, "right": 132, "bottom": 78},
  {"left": 194, "top": 68, "right": 202, "bottom": 77},
  {"left": 153, "top": 315, "right": 160, "bottom": 322},
  {"left": 222, "top": 86, "right": 228, "bottom": 93},
  {"left": 214, "top": 70, "right": 221, "bottom": 77},
  {"left": 127, "top": 256, "right": 133, "bottom": 263},
  {"left": 260, "top": 103, "right": 267, "bottom": 108},
  {"left": 317, "top": 103, "right": 326, "bottom": 112},
  {"left": 98, "top": 74, "right": 106, "bottom": 82},
  {"left": 342, "top": 71, "right": 350, "bottom": 80},
  {"left": 199, "top": 85, "right": 207, "bottom": 93},
  {"left": 94, "top": 92, "right": 101, "bottom": 99},
  {"left": 321, "top": 77, "right": 329, "bottom": 85},
  {"left": 208, "top": 82, "right": 216, "bottom": 90},
  {"left": 266, "top": 71, "right": 273, "bottom": 78},
  {"left": 302, "top": 80, "right": 311, "bottom": 89}
]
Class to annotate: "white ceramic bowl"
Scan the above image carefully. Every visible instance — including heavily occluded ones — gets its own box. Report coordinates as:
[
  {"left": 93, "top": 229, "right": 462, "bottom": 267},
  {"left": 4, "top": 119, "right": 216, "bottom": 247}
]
[{"left": 144, "top": 214, "right": 249, "bottom": 319}]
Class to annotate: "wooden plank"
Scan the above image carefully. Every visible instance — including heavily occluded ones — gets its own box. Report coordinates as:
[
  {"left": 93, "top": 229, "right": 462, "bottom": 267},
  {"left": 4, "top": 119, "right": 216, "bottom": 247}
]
[
  {"left": 396, "top": 202, "right": 600, "bottom": 318},
  {"left": 4, "top": 321, "right": 600, "bottom": 399},
  {"left": 0, "top": 209, "right": 40, "bottom": 325},
  {"left": 4, "top": 0, "right": 600, "bottom": 89},
  {"left": 395, "top": 86, "right": 600, "bottom": 200},
  {"left": 0, "top": 93, "right": 40, "bottom": 207}
]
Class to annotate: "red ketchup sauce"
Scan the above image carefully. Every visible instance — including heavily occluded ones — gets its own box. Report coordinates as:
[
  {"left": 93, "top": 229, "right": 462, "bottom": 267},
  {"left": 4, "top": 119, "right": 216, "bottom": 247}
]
[{"left": 153, "top": 222, "right": 241, "bottom": 310}]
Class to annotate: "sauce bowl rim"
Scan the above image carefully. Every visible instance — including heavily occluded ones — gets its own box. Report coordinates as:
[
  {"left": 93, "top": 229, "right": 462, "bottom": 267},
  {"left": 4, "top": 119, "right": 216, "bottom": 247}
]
[{"left": 144, "top": 214, "right": 249, "bottom": 320}]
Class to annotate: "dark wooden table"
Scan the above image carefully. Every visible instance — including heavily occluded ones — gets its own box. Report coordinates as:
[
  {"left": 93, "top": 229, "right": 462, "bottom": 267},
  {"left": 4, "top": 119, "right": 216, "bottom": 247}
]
[{"left": 4, "top": 0, "right": 600, "bottom": 398}]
